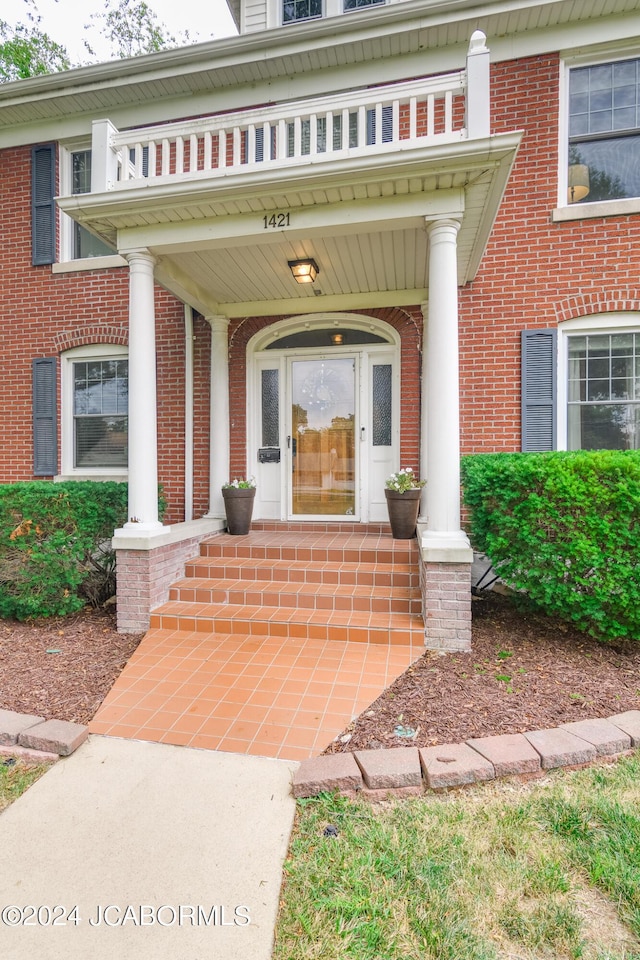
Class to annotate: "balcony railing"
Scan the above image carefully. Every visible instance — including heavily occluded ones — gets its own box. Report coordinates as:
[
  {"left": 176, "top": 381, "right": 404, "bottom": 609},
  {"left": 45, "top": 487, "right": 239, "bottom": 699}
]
[{"left": 89, "top": 32, "right": 490, "bottom": 194}]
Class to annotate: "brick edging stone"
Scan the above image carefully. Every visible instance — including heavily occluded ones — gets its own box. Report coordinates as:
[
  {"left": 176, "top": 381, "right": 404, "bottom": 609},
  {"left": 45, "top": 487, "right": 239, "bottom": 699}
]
[
  {"left": 0, "top": 709, "right": 88, "bottom": 761},
  {"left": 292, "top": 711, "right": 640, "bottom": 799}
]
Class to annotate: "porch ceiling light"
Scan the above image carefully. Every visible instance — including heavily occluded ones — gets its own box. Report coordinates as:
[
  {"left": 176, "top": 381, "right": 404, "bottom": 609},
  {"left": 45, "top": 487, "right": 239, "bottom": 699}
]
[
  {"left": 568, "top": 164, "right": 590, "bottom": 203},
  {"left": 288, "top": 258, "right": 319, "bottom": 284}
]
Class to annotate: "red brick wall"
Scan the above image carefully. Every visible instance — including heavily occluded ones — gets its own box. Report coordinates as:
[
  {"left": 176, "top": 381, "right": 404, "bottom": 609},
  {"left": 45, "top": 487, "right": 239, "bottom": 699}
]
[
  {"left": 0, "top": 145, "right": 191, "bottom": 525},
  {"left": 458, "top": 53, "right": 640, "bottom": 453},
  {"left": 3, "top": 52, "right": 639, "bottom": 523},
  {"left": 227, "top": 307, "right": 422, "bottom": 479}
]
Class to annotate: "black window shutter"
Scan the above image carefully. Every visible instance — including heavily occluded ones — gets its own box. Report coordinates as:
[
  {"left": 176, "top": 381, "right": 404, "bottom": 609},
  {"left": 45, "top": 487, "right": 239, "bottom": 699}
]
[
  {"left": 33, "top": 358, "right": 57, "bottom": 476},
  {"left": 521, "top": 329, "right": 557, "bottom": 452},
  {"left": 32, "top": 144, "right": 56, "bottom": 266}
]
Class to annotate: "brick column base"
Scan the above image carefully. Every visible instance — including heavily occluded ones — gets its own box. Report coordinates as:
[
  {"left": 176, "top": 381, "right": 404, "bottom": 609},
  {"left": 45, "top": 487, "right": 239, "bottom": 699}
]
[
  {"left": 420, "top": 560, "right": 472, "bottom": 651},
  {"left": 114, "top": 520, "right": 224, "bottom": 633}
]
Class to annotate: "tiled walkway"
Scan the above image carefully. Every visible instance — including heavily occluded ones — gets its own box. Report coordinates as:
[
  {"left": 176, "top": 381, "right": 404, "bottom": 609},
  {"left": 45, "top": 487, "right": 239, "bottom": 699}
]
[
  {"left": 90, "top": 629, "right": 421, "bottom": 760},
  {"left": 90, "top": 525, "right": 424, "bottom": 760}
]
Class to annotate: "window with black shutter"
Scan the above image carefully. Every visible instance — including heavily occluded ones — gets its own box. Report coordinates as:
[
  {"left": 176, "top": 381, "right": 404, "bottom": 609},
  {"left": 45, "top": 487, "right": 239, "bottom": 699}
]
[
  {"left": 32, "top": 144, "right": 56, "bottom": 266},
  {"left": 33, "top": 358, "right": 57, "bottom": 475},
  {"left": 521, "top": 329, "right": 557, "bottom": 452}
]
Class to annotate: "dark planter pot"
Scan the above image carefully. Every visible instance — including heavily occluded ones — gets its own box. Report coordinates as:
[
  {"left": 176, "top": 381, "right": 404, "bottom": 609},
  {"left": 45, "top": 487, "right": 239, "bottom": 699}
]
[
  {"left": 222, "top": 487, "right": 256, "bottom": 535},
  {"left": 384, "top": 488, "right": 422, "bottom": 539}
]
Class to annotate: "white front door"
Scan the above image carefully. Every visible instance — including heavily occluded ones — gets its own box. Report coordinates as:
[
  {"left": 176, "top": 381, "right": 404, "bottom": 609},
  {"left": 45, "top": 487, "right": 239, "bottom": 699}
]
[{"left": 251, "top": 340, "right": 398, "bottom": 522}]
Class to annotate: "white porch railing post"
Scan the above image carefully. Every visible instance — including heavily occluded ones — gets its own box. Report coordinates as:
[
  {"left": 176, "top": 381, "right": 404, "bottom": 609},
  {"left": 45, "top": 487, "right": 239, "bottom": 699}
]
[
  {"left": 465, "top": 30, "right": 490, "bottom": 140},
  {"left": 91, "top": 118, "right": 119, "bottom": 191}
]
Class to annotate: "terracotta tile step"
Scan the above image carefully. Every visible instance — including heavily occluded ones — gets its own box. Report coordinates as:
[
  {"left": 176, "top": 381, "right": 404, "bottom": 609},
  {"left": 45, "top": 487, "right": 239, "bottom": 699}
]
[
  {"left": 169, "top": 577, "right": 422, "bottom": 614},
  {"left": 251, "top": 521, "right": 391, "bottom": 534},
  {"left": 149, "top": 601, "right": 425, "bottom": 647},
  {"left": 183, "top": 557, "right": 419, "bottom": 589},
  {"left": 198, "top": 532, "right": 419, "bottom": 565}
]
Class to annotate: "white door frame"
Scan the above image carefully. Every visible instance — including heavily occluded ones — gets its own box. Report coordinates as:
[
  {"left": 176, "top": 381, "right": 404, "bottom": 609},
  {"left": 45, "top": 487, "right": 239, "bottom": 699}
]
[{"left": 247, "top": 314, "right": 400, "bottom": 522}]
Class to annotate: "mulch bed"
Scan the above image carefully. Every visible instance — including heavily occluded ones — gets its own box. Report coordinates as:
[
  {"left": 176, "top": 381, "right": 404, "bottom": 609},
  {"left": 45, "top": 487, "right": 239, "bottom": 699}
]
[
  {"left": 0, "top": 608, "right": 142, "bottom": 725},
  {"left": 0, "top": 594, "right": 638, "bottom": 746},
  {"left": 325, "top": 593, "right": 640, "bottom": 753}
]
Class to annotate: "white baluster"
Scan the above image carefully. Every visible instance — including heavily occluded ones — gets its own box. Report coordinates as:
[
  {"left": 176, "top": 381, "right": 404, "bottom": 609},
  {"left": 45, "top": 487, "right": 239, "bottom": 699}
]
[
  {"left": 189, "top": 134, "right": 198, "bottom": 172},
  {"left": 176, "top": 137, "right": 184, "bottom": 175}
]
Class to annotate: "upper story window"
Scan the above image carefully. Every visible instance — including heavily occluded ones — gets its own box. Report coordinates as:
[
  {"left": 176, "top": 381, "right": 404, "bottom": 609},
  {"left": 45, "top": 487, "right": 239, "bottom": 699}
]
[
  {"left": 568, "top": 56, "right": 640, "bottom": 204},
  {"left": 343, "top": 0, "right": 384, "bottom": 8},
  {"left": 282, "top": 0, "right": 383, "bottom": 24},
  {"left": 283, "top": 0, "right": 321, "bottom": 23},
  {"left": 68, "top": 150, "right": 114, "bottom": 259}
]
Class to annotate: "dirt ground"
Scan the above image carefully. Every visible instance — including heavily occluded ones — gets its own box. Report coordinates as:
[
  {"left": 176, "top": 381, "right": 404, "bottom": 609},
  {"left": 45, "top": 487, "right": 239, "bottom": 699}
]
[{"left": 0, "top": 594, "right": 638, "bottom": 747}]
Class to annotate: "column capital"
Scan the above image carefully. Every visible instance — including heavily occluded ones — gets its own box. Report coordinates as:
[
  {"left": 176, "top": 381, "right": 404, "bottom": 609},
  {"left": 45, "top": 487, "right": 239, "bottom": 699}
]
[
  {"left": 123, "top": 248, "right": 157, "bottom": 268},
  {"left": 204, "top": 315, "right": 230, "bottom": 335},
  {"left": 425, "top": 217, "right": 462, "bottom": 239}
]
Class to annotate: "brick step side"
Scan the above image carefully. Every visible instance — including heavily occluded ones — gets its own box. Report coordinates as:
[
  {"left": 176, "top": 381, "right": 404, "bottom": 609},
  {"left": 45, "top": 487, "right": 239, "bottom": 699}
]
[
  {"left": 169, "top": 576, "right": 422, "bottom": 614},
  {"left": 150, "top": 601, "right": 425, "bottom": 646},
  {"left": 184, "top": 557, "right": 419, "bottom": 589}
]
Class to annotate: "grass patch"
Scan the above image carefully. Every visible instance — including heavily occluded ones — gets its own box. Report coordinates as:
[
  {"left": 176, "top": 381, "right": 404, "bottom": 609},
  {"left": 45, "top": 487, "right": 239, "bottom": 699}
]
[
  {"left": 0, "top": 758, "right": 53, "bottom": 814},
  {"left": 274, "top": 754, "right": 640, "bottom": 960}
]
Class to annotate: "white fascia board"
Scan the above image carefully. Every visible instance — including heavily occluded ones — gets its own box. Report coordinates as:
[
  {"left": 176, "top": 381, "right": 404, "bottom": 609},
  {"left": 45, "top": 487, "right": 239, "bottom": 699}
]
[
  {"left": 489, "top": 12, "right": 640, "bottom": 64},
  {"left": 115, "top": 191, "right": 464, "bottom": 256}
]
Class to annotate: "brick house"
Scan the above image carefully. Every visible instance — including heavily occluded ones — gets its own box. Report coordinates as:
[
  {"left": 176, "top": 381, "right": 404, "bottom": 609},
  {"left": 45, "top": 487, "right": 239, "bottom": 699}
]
[{"left": 0, "top": 0, "right": 638, "bottom": 645}]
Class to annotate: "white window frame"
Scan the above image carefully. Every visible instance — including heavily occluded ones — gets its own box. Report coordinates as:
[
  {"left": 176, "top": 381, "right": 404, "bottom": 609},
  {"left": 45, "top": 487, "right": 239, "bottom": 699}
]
[
  {"left": 58, "top": 344, "right": 129, "bottom": 481},
  {"left": 53, "top": 143, "right": 126, "bottom": 273},
  {"left": 554, "top": 45, "right": 640, "bottom": 221},
  {"left": 557, "top": 312, "right": 640, "bottom": 450},
  {"left": 269, "top": 0, "right": 386, "bottom": 28}
]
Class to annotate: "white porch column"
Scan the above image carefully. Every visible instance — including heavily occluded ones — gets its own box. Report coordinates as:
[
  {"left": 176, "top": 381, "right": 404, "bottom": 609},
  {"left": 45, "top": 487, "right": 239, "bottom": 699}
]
[
  {"left": 421, "top": 218, "right": 471, "bottom": 558},
  {"left": 205, "top": 315, "right": 230, "bottom": 518},
  {"left": 120, "top": 249, "right": 163, "bottom": 534}
]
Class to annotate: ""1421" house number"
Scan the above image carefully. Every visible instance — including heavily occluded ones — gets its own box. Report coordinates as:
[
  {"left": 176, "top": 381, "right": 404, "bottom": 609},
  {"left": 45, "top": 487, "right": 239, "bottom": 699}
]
[{"left": 262, "top": 212, "right": 291, "bottom": 229}]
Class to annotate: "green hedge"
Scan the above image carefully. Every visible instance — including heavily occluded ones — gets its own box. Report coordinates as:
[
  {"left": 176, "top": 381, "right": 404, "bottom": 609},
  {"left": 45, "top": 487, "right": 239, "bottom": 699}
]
[
  {"left": 0, "top": 481, "right": 129, "bottom": 620},
  {"left": 461, "top": 451, "right": 640, "bottom": 643}
]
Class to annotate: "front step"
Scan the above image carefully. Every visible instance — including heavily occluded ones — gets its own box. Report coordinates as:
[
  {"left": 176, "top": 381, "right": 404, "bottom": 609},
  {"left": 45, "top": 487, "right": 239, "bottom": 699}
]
[
  {"left": 152, "top": 528, "right": 425, "bottom": 647},
  {"left": 198, "top": 532, "right": 417, "bottom": 566},
  {"left": 184, "top": 557, "right": 419, "bottom": 589},
  {"left": 169, "top": 576, "right": 421, "bottom": 614},
  {"left": 150, "top": 601, "right": 424, "bottom": 645}
]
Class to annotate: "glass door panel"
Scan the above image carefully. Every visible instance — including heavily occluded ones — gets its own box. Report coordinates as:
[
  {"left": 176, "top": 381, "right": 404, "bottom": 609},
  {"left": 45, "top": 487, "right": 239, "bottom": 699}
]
[{"left": 290, "top": 357, "right": 356, "bottom": 517}]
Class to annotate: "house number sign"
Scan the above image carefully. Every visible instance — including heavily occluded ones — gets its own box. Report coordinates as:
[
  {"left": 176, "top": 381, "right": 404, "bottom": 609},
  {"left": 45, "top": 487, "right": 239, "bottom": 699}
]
[{"left": 262, "top": 213, "right": 290, "bottom": 229}]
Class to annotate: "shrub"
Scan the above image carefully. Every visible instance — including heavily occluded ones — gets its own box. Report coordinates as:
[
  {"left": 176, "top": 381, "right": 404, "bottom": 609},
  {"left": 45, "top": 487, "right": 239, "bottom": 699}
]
[
  {"left": 461, "top": 451, "right": 640, "bottom": 642},
  {"left": 0, "top": 481, "right": 129, "bottom": 620}
]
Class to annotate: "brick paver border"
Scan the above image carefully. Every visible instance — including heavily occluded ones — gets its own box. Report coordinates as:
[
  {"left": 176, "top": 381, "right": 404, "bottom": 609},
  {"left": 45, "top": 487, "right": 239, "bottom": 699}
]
[
  {"left": 0, "top": 710, "right": 88, "bottom": 763},
  {"left": 292, "top": 711, "right": 640, "bottom": 799}
]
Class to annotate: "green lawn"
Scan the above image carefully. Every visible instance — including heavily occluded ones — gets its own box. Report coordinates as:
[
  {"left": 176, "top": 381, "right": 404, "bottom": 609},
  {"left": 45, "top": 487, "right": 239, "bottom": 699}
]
[
  {"left": 0, "top": 758, "right": 53, "bottom": 814},
  {"left": 274, "top": 753, "right": 640, "bottom": 960}
]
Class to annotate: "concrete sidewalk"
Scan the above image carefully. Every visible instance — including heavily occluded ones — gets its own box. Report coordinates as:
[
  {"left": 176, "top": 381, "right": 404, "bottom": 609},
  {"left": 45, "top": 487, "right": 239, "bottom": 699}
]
[{"left": 0, "top": 736, "right": 297, "bottom": 960}]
